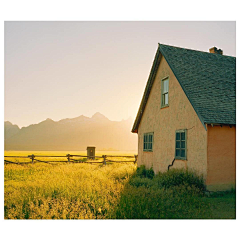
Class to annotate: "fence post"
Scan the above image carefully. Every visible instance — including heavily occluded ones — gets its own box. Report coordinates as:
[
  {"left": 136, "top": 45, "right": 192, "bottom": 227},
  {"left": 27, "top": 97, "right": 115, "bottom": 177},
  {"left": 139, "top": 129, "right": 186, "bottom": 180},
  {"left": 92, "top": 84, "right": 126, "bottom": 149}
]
[
  {"left": 67, "top": 154, "right": 70, "bottom": 163},
  {"left": 103, "top": 155, "right": 106, "bottom": 165},
  {"left": 29, "top": 154, "right": 35, "bottom": 164},
  {"left": 134, "top": 155, "right": 138, "bottom": 164}
]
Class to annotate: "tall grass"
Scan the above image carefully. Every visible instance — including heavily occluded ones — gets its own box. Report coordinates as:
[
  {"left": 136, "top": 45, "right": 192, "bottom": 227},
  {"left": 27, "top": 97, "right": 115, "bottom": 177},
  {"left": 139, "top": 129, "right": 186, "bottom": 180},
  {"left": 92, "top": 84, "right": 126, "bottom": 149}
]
[
  {"left": 4, "top": 161, "right": 235, "bottom": 219},
  {"left": 4, "top": 163, "right": 136, "bottom": 219}
]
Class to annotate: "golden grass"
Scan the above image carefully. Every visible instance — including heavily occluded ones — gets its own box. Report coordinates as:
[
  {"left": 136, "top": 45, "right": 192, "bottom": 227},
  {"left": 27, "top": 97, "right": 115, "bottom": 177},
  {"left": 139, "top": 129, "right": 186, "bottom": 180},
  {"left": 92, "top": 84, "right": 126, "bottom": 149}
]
[{"left": 4, "top": 151, "right": 137, "bottom": 219}]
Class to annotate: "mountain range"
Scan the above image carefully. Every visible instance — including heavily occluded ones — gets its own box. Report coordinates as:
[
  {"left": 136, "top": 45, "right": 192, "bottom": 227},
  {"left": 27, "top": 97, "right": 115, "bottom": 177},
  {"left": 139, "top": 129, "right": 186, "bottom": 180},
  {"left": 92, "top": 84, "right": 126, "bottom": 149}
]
[{"left": 4, "top": 113, "right": 137, "bottom": 151}]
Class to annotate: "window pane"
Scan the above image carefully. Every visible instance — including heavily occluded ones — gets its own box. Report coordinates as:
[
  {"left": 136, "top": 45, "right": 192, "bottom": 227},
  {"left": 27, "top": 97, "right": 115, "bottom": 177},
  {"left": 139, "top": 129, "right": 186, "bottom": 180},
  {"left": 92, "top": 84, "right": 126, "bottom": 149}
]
[
  {"left": 149, "top": 134, "right": 152, "bottom": 143},
  {"left": 176, "top": 149, "right": 180, "bottom": 157},
  {"left": 176, "top": 141, "right": 180, "bottom": 148},
  {"left": 181, "top": 141, "right": 185, "bottom": 149},
  {"left": 162, "top": 94, "right": 165, "bottom": 106},
  {"left": 176, "top": 133, "right": 180, "bottom": 140},
  {"left": 163, "top": 79, "right": 169, "bottom": 93},
  {"left": 165, "top": 93, "right": 168, "bottom": 105},
  {"left": 181, "top": 132, "right": 185, "bottom": 140},
  {"left": 148, "top": 143, "right": 152, "bottom": 150},
  {"left": 163, "top": 81, "right": 166, "bottom": 93},
  {"left": 181, "top": 150, "right": 185, "bottom": 158}
]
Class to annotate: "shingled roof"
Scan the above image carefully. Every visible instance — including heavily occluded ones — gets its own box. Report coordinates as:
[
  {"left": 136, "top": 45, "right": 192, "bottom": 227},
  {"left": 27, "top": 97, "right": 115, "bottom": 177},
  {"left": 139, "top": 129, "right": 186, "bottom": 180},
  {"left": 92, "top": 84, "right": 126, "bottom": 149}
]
[{"left": 132, "top": 43, "right": 236, "bottom": 133}]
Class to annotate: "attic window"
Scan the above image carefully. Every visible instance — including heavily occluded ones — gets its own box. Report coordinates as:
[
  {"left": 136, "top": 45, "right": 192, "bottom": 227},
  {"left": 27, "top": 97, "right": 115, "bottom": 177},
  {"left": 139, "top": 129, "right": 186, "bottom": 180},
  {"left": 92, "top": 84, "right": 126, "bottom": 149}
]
[
  {"left": 175, "top": 129, "right": 187, "bottom": 160},
  {"left": 161, "top": 77, "right": 169, "bottom": 108},
  {"left": 143, "top": 132, "right": 153, "bottom": 152}
]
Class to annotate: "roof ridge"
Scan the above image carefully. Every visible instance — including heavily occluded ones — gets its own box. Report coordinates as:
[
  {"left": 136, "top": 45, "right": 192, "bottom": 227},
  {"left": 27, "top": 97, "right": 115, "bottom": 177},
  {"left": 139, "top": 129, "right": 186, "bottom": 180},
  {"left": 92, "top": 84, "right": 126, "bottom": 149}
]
[{"left": 158, "top": 43, "right": 236, "bottom": 59}]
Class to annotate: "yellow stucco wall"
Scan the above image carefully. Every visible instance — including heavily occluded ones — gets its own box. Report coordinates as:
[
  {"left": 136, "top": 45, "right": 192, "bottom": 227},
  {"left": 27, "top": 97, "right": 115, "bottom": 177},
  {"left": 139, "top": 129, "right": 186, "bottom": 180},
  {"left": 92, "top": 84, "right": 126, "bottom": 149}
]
[
  {"left": 137, "top": 56, "right": 208, "bottom": 178},
  {"left": 206, "top": 125, "right": 236, "bottom": 191}
]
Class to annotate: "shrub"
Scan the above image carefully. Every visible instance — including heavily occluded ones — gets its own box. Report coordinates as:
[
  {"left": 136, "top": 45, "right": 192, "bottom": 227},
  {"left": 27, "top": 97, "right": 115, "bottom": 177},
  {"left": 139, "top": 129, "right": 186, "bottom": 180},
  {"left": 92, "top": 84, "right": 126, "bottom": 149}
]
[
  {"left": 129, "top": 176, "right": 154, "bottom": 188},
  {"left": 136, "top": 165, "right": 155, "bottom": 179},
  {"left": 155, "top": 169, "right": 206, "bottom": 193}
]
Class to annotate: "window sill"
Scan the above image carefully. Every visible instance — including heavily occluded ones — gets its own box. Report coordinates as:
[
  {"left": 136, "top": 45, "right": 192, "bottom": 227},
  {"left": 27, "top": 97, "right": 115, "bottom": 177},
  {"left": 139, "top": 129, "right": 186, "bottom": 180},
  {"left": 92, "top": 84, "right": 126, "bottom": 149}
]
[
  {"left": 175, "top": 158, "right": 187, "bottom": 161},
  {"left": 143, "top": 150, "right": 153, "bottom": 152},
  {"left": 161, "top": 105, "right": 169, "bottom": 109}
]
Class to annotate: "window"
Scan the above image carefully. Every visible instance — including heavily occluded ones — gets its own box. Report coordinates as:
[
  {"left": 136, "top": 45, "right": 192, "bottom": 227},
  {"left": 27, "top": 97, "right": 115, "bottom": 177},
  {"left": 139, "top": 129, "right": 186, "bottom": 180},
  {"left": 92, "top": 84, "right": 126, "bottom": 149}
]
[
  {"left": 161, "top": 77, "right": 169, "bottom": 107},
  {"left": 175, "top": 130, "right": 187, "bottom": 159},
  {"left": 143, "top": 132, "right": 154, "bottom": 151}
]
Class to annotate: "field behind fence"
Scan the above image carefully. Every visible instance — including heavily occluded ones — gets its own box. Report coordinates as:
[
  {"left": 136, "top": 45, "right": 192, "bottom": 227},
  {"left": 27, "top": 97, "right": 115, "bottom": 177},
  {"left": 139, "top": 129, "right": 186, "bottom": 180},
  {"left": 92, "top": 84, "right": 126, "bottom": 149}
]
[{"left": 4, "top": 151, "right": 138, "bottom": 165}]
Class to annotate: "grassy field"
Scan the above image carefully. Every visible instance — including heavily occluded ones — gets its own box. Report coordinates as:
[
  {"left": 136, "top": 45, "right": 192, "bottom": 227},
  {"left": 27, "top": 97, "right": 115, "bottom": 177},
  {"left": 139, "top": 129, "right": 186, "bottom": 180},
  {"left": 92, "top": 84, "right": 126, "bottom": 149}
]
[{"left": 4, "top": 151, "right": 236, "bottom": 219}]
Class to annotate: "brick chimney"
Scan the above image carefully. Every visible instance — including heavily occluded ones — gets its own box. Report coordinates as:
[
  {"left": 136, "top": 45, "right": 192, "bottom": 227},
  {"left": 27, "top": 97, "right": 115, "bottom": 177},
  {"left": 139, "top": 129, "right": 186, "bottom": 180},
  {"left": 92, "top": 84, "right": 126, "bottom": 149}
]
[{"left": 209, "top": 47, "right": 223, "bottom": 55}]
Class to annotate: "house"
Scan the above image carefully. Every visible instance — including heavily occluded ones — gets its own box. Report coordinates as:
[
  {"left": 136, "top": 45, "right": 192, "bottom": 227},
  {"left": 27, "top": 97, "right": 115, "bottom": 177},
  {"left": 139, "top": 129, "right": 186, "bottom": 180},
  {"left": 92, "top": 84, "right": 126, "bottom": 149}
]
[{"left": 132, "top": 44, "right": 236, "bottom": 191}]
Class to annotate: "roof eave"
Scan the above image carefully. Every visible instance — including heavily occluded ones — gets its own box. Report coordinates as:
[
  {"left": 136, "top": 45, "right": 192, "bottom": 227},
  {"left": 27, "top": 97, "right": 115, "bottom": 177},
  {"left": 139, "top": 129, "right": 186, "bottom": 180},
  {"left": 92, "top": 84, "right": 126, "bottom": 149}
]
[{"left": 205, "top": 122, "right": 236, "bottom": 126}]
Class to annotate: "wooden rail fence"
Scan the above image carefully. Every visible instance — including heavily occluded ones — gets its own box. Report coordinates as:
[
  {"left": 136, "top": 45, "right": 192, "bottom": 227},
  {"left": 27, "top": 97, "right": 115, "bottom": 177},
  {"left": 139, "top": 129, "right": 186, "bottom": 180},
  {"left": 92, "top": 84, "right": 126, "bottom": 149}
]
[{"left": 4, "top": 154, "right": 138, "bottom": 165}]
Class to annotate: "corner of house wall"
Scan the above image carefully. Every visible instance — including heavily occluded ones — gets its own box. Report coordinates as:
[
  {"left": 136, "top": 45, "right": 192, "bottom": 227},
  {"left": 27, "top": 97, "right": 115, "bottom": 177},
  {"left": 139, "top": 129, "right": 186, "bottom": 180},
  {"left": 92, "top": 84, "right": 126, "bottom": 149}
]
[{"left": 205, "top": 124, "right": 209, "bottom": 182}]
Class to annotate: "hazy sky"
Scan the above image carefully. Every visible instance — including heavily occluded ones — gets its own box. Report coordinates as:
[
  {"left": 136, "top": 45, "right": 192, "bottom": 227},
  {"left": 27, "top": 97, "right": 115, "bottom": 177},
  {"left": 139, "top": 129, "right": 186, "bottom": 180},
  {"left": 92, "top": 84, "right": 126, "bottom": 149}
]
[{"left": 5, "top": 21, "right": 236, "bottom": 128}]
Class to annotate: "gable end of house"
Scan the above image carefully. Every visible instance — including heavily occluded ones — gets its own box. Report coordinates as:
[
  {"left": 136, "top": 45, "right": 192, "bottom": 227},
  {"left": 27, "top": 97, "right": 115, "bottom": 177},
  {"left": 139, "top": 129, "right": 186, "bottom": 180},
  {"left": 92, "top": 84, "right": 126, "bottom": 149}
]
[{"left": 132, "top": 44, "right": 236, "bottom": 133}]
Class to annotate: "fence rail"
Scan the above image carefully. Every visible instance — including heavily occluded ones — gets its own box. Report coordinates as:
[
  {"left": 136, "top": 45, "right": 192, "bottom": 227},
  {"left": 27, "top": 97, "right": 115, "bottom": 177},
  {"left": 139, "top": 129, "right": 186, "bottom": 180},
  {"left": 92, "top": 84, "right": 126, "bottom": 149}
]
[{"left": 4, "top": 154, "right": 138, "bottom": 165}]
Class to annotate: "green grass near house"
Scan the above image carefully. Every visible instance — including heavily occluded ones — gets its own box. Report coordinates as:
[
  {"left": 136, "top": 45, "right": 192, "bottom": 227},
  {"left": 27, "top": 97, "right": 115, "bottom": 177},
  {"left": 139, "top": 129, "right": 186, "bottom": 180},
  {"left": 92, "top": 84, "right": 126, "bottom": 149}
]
[{"left": 115, "top": 167, "right": 236, "bottom": 219}]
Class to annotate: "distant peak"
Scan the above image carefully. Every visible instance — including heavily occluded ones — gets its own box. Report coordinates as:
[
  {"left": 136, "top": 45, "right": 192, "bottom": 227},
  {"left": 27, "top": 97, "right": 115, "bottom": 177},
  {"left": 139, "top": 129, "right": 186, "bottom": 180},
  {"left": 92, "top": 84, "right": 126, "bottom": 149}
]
[
  {"left": 46, "top": 118, "right": 53, "bottom": 121},
  {"left": 91, "top": 112, "right": 109, "bottom": 120},
  {"left": 76, "top": 115, "right": 87, "bottom": 119},
  {"left": 4, "top": 121, "right": 13, "bottom": 125},
  {"left": 40, "top": 118, "right": 55, "bottom": 124},
  {"left": 5, "top": 121, "right": 20, "bottom": 128},
  {"left": 4, "top": 121, "right": 20, "bottom": 130}
]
